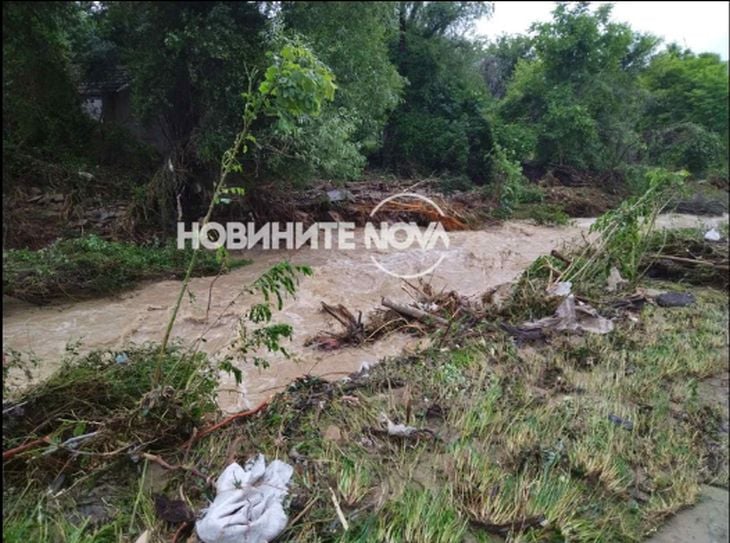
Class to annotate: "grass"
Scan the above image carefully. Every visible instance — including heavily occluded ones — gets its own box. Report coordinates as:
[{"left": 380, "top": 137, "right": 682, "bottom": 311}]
[
  {"left": 2, "top": 272, "right": 727, "bottom": 541},
  {"left": 2, "top": 234, "right": 250, "bottom": 303},
  {"left": 175, "top": 282, "right": 724, "bottom": 542}
]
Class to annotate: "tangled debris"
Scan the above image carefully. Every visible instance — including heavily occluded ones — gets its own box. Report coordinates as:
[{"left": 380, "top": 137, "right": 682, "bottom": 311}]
[
  {"left": 644, "top": 228, "right": 729, "bottom": 288},
  {"left": 234, "top": 178, "right": 491, "bottom": 232}
]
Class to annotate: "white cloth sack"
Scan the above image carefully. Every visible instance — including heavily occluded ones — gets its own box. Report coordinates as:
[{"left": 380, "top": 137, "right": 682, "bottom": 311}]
[
  {"left": 196, "top": 454, "right": 293, "bottom": 543},
  {"left": 704, "top": 228, "right": 721, "bottom": 242}
]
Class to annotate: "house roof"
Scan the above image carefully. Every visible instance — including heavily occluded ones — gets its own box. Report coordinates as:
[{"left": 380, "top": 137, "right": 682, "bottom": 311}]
[{"left": 78, "top": 65, "right": 131, "bottom": 95}]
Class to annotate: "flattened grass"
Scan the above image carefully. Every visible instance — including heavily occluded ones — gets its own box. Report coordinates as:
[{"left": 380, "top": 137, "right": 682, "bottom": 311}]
[{"left": 3, "top": 284, "right": 727, "bottom": 542}]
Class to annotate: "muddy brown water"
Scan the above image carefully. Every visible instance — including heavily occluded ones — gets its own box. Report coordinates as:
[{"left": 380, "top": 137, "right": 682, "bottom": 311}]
[{"left": 3, "top": 214, "right": 728, "bottom": 414}]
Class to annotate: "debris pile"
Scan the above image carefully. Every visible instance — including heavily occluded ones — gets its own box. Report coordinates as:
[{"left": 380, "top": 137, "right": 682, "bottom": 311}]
[
  {"left": 243, "top": 178, "right": 490, "bottom": 232},
  {"left": 644, "top": 229, "right": 729, "bottom": 288}
]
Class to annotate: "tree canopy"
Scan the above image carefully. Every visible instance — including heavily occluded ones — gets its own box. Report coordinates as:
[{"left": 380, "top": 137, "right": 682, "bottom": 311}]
[{"left": 3, "top": 1, "right": 728, "bottom": 204}]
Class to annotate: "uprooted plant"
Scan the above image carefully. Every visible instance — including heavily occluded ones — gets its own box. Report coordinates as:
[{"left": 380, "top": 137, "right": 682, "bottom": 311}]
[{"left": 560, "top": 168, "right": 688, "bottom": 286}]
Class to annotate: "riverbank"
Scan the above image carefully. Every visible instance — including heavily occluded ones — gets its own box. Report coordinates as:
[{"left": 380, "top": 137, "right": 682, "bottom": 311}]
[{"left": 3, "top": 216, "right": 728, "bottom": 542}]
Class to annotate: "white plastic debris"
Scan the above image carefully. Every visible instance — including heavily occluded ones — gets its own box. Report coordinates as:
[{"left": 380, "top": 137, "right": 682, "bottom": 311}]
[
  {"left": 521, "top": 295, "right": 613, "bottom": 335},
  {"left": 605, "top": 266, "right": 627, "bottom": 293},
  {"left": 546, "top": 281, "right": 572, "bottom": 297},
  {"left": 196, "top": 454, "right": 293, "bottom": 543},
  {"left": 386, "top": 420, "right": 418, "bottom": 437},
  {"left": 379, "top": 413, "right": 418, "bottom": 437},
  {"left": 704, "top": 228, "right": 721, "bottom": 242}
]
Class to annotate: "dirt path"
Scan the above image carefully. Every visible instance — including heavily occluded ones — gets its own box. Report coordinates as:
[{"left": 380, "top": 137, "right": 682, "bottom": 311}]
[
  {"left": 3, "top": 213, "right": 727, "bottom": 413},
  {"left": 646, "top": 486, "right": 729, "bottom": 543}
]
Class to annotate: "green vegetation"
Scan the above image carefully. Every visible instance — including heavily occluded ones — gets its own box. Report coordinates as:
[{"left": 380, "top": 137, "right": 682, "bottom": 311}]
[
  {"left": 642, "top": 47, "right": 729, "bottom": 177},
  {"left": 4, "top": 2, "right": 726, "bottom": 230},
  {"left": 2, "top": 2, "right": 729, "bottom": 541},
  {"left": 514, "top": 203, "right": 570, "bottom": 226},
  {"left": 4, "top": 271, "right": 725, "bottom": 542},
  {"left": 3, "top": 343, "right": 220, "bottom": 543},
  {"left": 2, "top": 234, "right": 249, "bottom": 302}
]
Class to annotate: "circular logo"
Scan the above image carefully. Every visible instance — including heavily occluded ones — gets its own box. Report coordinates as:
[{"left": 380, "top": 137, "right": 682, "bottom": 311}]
[{"left": 368, "top": 192, "right": 451, "bottom": 279}]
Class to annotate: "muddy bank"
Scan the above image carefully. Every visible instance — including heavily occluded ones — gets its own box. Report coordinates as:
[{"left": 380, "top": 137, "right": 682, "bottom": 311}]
[{"left": 3, "top": 213, "right": 727, "bottom": 412}]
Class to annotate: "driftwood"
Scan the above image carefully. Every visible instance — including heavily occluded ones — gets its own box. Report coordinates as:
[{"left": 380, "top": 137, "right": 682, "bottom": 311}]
[
  {"left": 381, "top": 297, "right": 449, "bottom": 326},
  {"left": 321, "top": 302, "right": 365, "bottom": 343},
  {"left": 183, "top": 400, "right": 269, "bottom": 449},
  {"left": 306, "top": 302, "right": 367, "bottom": 350}
]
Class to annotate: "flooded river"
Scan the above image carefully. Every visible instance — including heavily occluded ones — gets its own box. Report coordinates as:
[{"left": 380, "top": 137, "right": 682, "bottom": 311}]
[{"left": 3, "top": 213, "right": 727, "bottom": 412}]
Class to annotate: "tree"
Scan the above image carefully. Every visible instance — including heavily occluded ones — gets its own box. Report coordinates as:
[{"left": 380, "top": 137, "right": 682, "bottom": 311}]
[
  {"left": 642, "top": 48, "right": 729, "bottom": 138},
  {"left": 2, "top": 2, "right": 90, "bottom": 157},
  {"left": 380, "top": 1, "right": 496, "bottom": 183},
  {"left": 481, "top": 34, "right": 534, "bottom": 98},
  {"left": 640, "top": 48, "right": 728, "bottom": 175},
  {"left": 102, "top": 2, "right": 269, "bottom": 163},
  {"left": 281, "top": 2, "right": 404, "bottom": 154},
  {"left": 497, "top": 2, "right": 658, "bottom": 170}
]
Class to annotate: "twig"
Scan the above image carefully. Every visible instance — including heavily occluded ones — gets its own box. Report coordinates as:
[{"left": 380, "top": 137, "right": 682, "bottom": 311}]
[
  {"left": 437, "top": 308, "right": 460, "bottom": 347},
  {"left": 3, "top": 434, "right": 52, "bottom": 461},
  {"left": 225, "top": 436, "right": 244, "bottom": 466},
  {"left": 550, "top": 249, "right": 572, "bottom": 266},
  {"left": 204, "top": 264, "right": 226, "bottom": 323},
  {"left": 288, "top": 496, "right": 318, "bottom": 529},
  {"left": 172, "top": 521, "right": 194, "bottom": 543},
  {"left": 140, "top": 452, "right": 213, "bottom": 487},
  {"left": 648, "top": 253, "right": 728, "bottom": 270},
  {"left": 381, "top": 297, "right": 449, "bottom": 326},
  {"left": 2, "top": 400, "right": 28, "bottom": 415},
  {"left": 183, "top": 401, "right": 269, "bottom": 448},
  {"left": 40, "top": 431, "right": 100, "bottom": 456},
  {"left": 329, "top": 486, "right": 349, "bottom": 531}
]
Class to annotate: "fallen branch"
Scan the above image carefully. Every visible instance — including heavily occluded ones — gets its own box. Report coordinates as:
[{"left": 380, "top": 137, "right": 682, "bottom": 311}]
[
  {"left": 183, "top": 401, "right": 269, "bottom": 448},
  {"left": 381, "top": 298, "right": 449, "bottom": 326},
  {"left": 172, "top": 521, "right": 194, "bottom": 543},
  {"left": 550, "top": 249, "right": 572, "bottom": 266},
  {"left": 329, "top": 486, "right": 349, "bottom": 531},
  {"left": 648, "top": 253, "right": 729, "bottom": 270},
  {"left": 321, "top": 302, "right": 364, "bottom": 343}
]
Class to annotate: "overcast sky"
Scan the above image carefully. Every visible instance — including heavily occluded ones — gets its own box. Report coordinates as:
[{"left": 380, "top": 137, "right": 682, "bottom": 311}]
[{"left": 474, "top": 1, "right": 730, "bottom": 59}]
